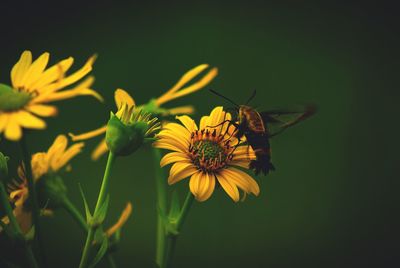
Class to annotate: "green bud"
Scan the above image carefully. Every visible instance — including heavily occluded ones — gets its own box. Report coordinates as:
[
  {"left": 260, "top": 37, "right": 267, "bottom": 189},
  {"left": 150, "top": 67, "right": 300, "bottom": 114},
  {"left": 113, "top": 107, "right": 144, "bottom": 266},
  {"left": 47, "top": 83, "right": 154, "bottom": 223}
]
[
  {"left": 36, "top": 173, "right": 67, "bottom": 209},
  {"left": 0, "top": 152, "right": 9, "bottom": 180},
  {"left": 106, "top": 112, "right": 150, "bottom": 156}
]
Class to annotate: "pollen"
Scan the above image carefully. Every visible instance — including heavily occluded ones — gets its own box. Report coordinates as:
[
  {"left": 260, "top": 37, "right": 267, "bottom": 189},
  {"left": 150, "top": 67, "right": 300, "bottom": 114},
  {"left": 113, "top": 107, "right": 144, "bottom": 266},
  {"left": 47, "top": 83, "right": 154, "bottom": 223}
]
[{"left": 189, "top": 129, "right": 233, "bottom": 172}]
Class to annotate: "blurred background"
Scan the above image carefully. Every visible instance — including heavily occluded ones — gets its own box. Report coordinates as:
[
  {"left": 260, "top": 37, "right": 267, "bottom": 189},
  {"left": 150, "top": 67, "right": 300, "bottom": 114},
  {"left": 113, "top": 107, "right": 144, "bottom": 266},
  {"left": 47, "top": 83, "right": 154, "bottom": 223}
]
[{"left": 0, "top": 0, "right": 398, "bottom": 267}]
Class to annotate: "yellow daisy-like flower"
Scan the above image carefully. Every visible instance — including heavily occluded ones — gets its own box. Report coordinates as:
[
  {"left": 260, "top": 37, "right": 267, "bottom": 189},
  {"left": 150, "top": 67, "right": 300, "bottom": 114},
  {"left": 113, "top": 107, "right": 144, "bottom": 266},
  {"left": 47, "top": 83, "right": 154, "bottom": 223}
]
[
  {"left": 70, "top": 64, "right": 216, "bottom": 160},
  {"left": 70, "top": 89, "right": 160, "bottom": 159},
  {"left": 0, "top": 50, "right": 102, "bottom": 141},
  {"left": 0, "top": 135, "right": 83, "bottom": 233},
  {"left": 153, "top": 107, "right": 260, "bottom": 202}
]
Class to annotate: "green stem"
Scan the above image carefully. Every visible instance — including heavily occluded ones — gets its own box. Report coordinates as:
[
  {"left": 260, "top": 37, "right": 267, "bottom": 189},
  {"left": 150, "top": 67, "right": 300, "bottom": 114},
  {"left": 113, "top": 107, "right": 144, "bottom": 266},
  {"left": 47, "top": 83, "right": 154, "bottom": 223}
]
[
  {"left": 153, "top": 148, "right": 167, "bottom": 267},
  {"left": 0, "top": 181, "right": 39, "bottom": 268},
  {"left": 164, "top": 191, "right": 194, "bottom": 268},
  {"left": 19, "top": 134, "right": 46, "bottom": 267},
  {"left": 63, "top": 197, "right": 118, "bottom": 268},
  {"left": 62, "top": 197, "right": 88, "bottom": 232},
  {"left": 107, "top": 254, "right": 117, "bottom": 268},
  {"left": 79, "top": 152, "right": 116, "bottom": 268}
]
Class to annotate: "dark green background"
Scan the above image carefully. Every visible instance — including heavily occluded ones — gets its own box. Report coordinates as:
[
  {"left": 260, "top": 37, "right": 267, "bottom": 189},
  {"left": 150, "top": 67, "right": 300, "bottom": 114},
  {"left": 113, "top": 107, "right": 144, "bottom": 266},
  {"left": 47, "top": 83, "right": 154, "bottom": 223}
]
[{"left": 0, "top": 1, "right": 398, "bottom": 267}]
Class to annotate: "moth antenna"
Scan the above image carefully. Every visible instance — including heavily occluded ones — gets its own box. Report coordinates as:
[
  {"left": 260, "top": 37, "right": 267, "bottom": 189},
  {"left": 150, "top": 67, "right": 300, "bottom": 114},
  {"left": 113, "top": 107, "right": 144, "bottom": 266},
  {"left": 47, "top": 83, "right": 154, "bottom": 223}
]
[
  {"left": 209, "top": 89, "right": 239, "bottom": 108},
  {"left": 245, "top": 90, "right": 257, "bottom": 105}
]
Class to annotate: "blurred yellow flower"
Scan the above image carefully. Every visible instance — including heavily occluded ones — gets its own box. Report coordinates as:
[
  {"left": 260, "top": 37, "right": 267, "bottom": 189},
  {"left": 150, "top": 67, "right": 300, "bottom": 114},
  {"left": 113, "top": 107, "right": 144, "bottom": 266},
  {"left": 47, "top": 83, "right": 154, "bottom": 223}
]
[
  {"left": 0, "top": 50, "right": 102, "bottom": 141},
  {"left": 0, "top": 135, "right": 83, "bottom": 233},
  {"left": 153, "top": 107, "right": 260, "bottom": 202},
  {"left": 70, "top": 64, "right": 216, "bottom": 160}
]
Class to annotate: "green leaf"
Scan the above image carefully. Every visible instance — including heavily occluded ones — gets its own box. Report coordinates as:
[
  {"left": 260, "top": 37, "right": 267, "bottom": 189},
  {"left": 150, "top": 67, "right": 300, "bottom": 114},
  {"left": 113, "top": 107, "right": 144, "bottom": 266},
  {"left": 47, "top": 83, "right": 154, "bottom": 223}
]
[
  {"left": 93, "top": 194, "right": 109, "bottom": 225},
  {"left": 78, "top": 184, "right": 92, "bottom": 222},
  {"left": 88, "top": 234, "right": 109, "bottom": 268},
  {"left": 157, "top": 205, "right": 179, "bottom": 236}
]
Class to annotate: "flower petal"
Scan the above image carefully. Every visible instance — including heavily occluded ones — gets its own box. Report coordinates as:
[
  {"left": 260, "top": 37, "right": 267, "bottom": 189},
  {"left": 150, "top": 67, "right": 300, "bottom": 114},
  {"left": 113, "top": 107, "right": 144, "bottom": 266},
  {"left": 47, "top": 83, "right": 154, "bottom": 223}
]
[
  {"left": 223, "top": 167, "right": 260, "bottom": 196},
  {"left": 168, "top": 162, "right": 198, "bottom": 185},
  {"left": 115, "top": 88, "right": 135, "bottom": 110},
  {"left": 30, "top": 57, "right": 74, "bottom": 90},
  {"left": 27, "top": 104, "right": 58, "bottom": 117},
  {"left": 91, "top": 139, "right": 108, "bottom": 161},
  {"left": 4, "top": 115, "right": 22, "bottom": 141},
  {"left": 189, "top": 172, "right": 215, "bottom": 202},
  {"left": 176, "top": 115, "right": 198, "bottom": 133},
  {"left": 16, "top": 111, "right": 46, "bottom": 129},
  {"left": 22, "top": 52, "right": 50, "bottom": 90},
  {"left": 160, "top": 152, "right": 190, "bottom": 167},
  {"left": 11, "top": 51, "right": 32, "bottom": 89},
  {"left": 69, "top": 125, "right": 107, "bottom": 141},
  {"left": 106, "top": 202, "right": 133, "bottom": 237},
  {"left": 216, "top": 171, "right": 240, "bottom": 202}
]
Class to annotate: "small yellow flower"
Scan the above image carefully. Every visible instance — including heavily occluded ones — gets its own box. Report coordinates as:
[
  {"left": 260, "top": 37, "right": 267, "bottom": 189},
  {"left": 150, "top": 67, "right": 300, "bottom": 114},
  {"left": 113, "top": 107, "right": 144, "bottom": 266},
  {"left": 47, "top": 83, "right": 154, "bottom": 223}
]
[
  {"left": 0, "top": 50, "right": 102, "bottom": 141},
  {"left": 0, "top": 135, "right": 83, "bottom": 232},
  {"left": 153, "top": 107, "right": 260, "bottom": 202},
  {"left": 69, "top": 64, "right": 217, "bottom": 160}
]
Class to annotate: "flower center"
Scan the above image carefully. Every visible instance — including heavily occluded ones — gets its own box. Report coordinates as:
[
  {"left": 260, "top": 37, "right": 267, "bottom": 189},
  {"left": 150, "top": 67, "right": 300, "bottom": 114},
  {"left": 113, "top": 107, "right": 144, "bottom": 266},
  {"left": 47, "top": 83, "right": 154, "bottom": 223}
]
[
  {"left": 0, "top": 84, "right": 31, "bottom": 111},
  {"left": 189, "top": 129, "right": 233, "bottom": 172}
]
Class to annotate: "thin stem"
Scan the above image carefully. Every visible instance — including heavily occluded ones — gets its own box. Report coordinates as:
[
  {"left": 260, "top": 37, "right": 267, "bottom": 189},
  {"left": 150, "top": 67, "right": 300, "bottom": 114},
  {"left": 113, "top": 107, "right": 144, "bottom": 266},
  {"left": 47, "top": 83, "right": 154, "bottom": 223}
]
[
  {"left": 164, "top": 191, "right": 194, "bottom": 268},
  {"left": 0, "top": 181, "right": 39, "bottom": 268},
  {"left": 19, "top": 134, "right": 46, "bottom": 267},
  {"left": 107, "top": 254, "right": 117, "bottom": 268},
  {"left": 153, "top": 148, "right": 167, "bottom": 267},
  {"left": 62, "top": 197, "right": 88, "bottom": 232},
  {"left": 79, "top": 152, "right": 116, "bottom": 268}
]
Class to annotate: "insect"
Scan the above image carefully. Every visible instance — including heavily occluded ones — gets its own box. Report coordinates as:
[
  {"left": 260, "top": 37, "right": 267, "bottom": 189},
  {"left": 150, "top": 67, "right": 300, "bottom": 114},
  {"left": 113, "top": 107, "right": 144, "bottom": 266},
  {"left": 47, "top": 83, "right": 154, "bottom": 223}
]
[{"left": 209, "top": 89, "right": 316, "bottom": 175}]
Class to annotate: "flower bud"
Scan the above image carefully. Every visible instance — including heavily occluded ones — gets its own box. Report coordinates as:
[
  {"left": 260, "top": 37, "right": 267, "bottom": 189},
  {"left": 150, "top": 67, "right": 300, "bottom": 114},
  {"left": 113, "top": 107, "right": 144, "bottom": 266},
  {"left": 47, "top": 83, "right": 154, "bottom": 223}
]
[
  {"left": 106, "top": 109, "right": 161, "bottom": 157},
  {"left": 36, "top": 173, "right": 67, "bottom": 209}
]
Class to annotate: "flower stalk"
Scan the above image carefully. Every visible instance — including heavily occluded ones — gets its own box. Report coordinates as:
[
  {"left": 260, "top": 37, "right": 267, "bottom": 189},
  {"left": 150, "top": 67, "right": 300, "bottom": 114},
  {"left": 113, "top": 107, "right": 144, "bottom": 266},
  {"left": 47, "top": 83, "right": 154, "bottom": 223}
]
[
  {"left": 164, "top": 191, "right": 194, "bottom": 268},
  {"left": 0, "top": 157, "right": 39, "bottom": 268},
  {"left": 19, "top": 134, "right": 46, "bottom": 267},
  {"left": 79, "top": 152, "right": 116, "bottom": 268},
  {"left": 154, "top": 148, "right": 167, "bottom": 267}
]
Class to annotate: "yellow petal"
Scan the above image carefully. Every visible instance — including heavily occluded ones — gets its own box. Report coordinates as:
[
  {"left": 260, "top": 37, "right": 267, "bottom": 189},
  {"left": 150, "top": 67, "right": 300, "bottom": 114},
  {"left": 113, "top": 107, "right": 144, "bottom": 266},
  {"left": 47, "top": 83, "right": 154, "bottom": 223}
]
[
  {"left": 69, "top": 125, "right": 107, "bottom": 141},
  {"left": 30, "top": 57, "right": 74, "bottom": 90},
  {"left": 51, "top": 142, "right": 84, "bottom": 171},
  {"left": 175, "top": 115, "right": 198, "bottom": 133},
  {"left": 160, "top": 152, "right": 190, "bottom": 167},
  {"left": 4, "top": 115, "right": 22, "bottom": 141},
  {"left": 165, "top": 67, "right": 218, "bottom": 102},
  {"left": 46, "top": 135, "right": 68, "bottom": 162},
  {"left": 114, "top": 88, "right": 135, "bottom": 110},
  {"left": 27, "top": 104, "right": 58, "bottom": 117},
  {"left": 167, "top": 106, "right": 195, "bottom": 115},
  {"left": 163, "top": 64, "right": 210, "bottom": 95},
  {"left": 156, "top": 132, "right": 189, "bottom": 152},
  {"left": 22, "top": 52, "right": 49, "bottom": 90},
  {"left": 106, "top": 202, "right": 132, "bottom": 237},
  {"left": 11, "top": 51, "right": 32, "bottom": 89},
  {"left": 156, "top": 65, "right": 218, "bottom": 105},
  {"left": 153, "top": 141, "right": 186, "bottom": 153},
  {"left": 16, "top": 111, "right": 46, "bottom": 129},
  {"left": 223, "top": 167, "right": 260, "bottom": 196},
  {"left": 0, "top": 114, "right": 11, "bottom": 132},
  {"left": 168, "top": 162, "right": 198, "bottom": 185},
  {"left": 39, "top": 55, "right": 96, "bottom": 93},
  {"left": 189, "top": 172, "right": 215, "bottom": 202},
  {"left": 91, "top": 139, "right": 108, "bottom": 161},
  {"left": 216, "top": 171, "right": 240, "bottom": 202}
]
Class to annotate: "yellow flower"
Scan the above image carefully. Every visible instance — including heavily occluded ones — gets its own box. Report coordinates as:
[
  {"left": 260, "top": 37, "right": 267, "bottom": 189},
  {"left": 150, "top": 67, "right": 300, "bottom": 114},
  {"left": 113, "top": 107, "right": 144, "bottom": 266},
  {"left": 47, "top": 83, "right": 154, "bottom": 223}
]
[
  {"left": 0, "top": 135, "right": 83, "bottom": 233},
  {"left": 69, "top": 64, "right": 217, "bottom": 160},
  {"left": 70, "top": 89, "right": 160, "bottom": 159},
  {"left": 153, "top": 107, "right": 260, "bottom": 202},
  {"left": 0, "top": 50, "right": 102, "bottom": 141}
]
